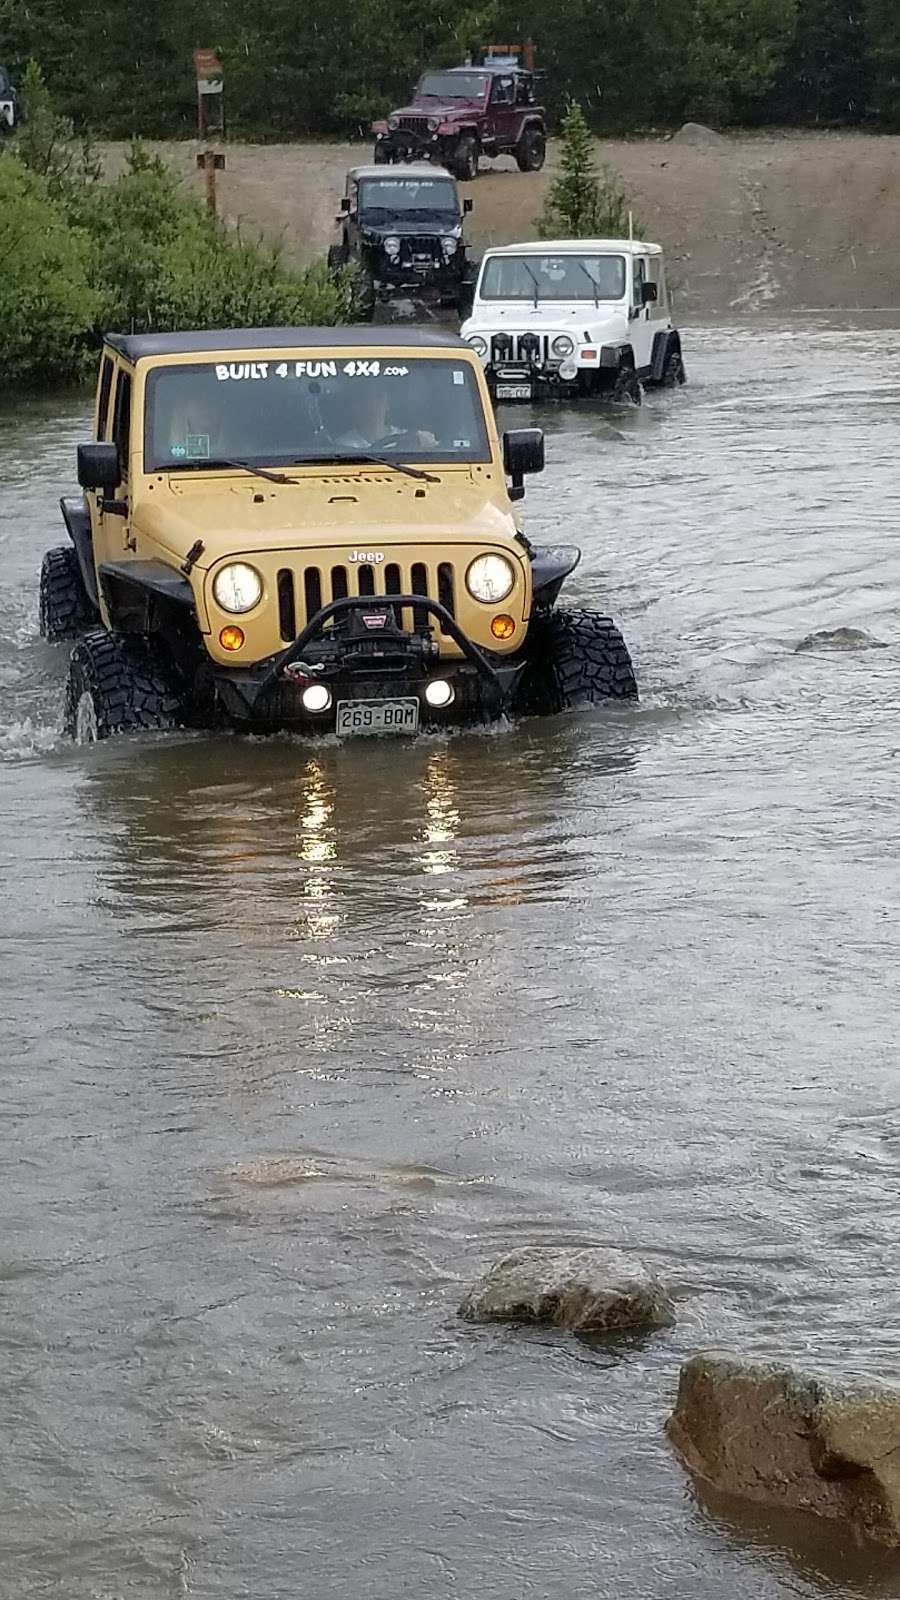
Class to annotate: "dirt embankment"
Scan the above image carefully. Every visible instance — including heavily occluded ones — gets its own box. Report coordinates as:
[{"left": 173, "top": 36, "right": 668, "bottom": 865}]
[{"left": 101, "top": 129, "right": 900, "bottom": 316}]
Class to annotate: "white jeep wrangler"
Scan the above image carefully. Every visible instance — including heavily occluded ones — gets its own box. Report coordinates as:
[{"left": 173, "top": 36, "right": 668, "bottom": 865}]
[{"left": 460, "top": 238, "right": 685, "bottom": 404}]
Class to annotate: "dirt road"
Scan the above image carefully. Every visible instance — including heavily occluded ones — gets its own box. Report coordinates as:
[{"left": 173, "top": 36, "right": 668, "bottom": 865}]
[{"left": 102, "top": 130, "right": 900, "bottom": 315}]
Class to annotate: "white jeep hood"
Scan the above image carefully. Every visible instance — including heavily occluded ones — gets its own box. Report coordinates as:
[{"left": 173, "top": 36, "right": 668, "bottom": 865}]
[{"left": 462, "top": 301, "right": 629, "bottom": 345}]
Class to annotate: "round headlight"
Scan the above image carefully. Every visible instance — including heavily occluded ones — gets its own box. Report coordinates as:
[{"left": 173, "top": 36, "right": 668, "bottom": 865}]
[
  {"left": 466, "top": 554, "right": 515, "bottom": 604},
  {"left": 551, "top": 334, "right": 575, "bottom": 358},
  {"left": 427, "top": 116, "right": 440, "bottom": 132},
  {"left": 384, "top": 235, "right": 401, "bottom": 257},
  {"left": 466, "top": 334, "right": 488, "bottom": 358},
  {"left": 441, "top": 235, "right": 458, "bottom": 257},
  {"left": 387, "top": 114, "right": 400, "bottom": 131},
  {"left": 213, "top": 562, "right": 263, "bottom": 614}
]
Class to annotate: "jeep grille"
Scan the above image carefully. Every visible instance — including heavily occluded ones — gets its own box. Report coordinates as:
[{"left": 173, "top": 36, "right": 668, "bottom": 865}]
[
  {"left": 277, "top": 559, "right": 457, "bottom": 642},
  {"left": 398, "top": 115, "right": 431, "bottom": 134}
]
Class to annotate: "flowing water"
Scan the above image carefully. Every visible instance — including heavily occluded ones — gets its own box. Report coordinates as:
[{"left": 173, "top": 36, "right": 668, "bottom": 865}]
[{"left": 3, "top": 322, "right": 900, "bottom": 1598}]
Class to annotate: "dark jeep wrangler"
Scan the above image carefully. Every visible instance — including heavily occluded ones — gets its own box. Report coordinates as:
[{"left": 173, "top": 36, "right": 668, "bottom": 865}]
[
  {"left": 327, "top": 165, "right": 477, "bottom": 316},
  {"left": 372, "top": 62, "right": 546, "bottom": 181}
]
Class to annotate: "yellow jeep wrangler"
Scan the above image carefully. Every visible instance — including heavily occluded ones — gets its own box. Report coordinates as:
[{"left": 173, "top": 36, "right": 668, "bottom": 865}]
[{"left": 40, "top": 327, "right": 637, "bottom": 740}]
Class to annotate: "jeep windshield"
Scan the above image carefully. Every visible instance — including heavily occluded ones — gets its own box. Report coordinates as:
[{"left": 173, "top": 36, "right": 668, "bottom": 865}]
[
  {"left": 144, "top": 357, "right": 491, "bottom": 472},
  {"left": 416, "top": 72, "right": 489, "bottom": 100},
  {"left": 480, "top": 253, "right": 627, "bottom": 301},
  {"left": 359, "top": 176, "right": 460, "bottom": 223}
]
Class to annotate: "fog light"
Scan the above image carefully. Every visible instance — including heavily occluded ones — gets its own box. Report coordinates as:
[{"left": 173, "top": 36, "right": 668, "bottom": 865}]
[
  {"left": 424, "top": 678, "right": 454, "bottom": 709},
  {"left": 219, "top": 625, "right": 245, "bottom": 651},
  {"left": 559, "top": 360, "right": 578, "bottom": 382},
  {"left": 491, "top": 614, "right": 515, "bottom": 640},
  {"left": 302, "top": 683, "right": 333, "bottom": 714}
]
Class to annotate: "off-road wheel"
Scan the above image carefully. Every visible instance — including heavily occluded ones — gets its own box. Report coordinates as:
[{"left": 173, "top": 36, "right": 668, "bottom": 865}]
[
  {"left": 660, "top": 349, "right": 686, "bottom": 386},
  {"left": 452, "top": 135, "right": 479, "bottom": 182},
  {"left": 524, "top": 609, "right": 638, "bottom": 712},
  {"left": 39, "top": 546, "right": 96, "bottom": 641},
  {"left": 515, "top": 126, "right": 546, "bottom": 172},
  {"left": 327, "top": 242, "right": 348, "bottom": 274},
  {"left": 64, "top": 630, "right": 184, "bottom": 744},
  {"left": 610, "top": 364, "right": 642, "bottom": 405},
  {"left": 373, "top": 142, "right": 389, "bottom": 164}
]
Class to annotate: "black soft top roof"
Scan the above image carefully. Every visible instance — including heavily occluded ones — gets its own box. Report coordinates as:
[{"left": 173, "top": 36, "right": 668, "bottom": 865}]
[{"left": 106, "top": 326, "right": 467, "bottom": 362}]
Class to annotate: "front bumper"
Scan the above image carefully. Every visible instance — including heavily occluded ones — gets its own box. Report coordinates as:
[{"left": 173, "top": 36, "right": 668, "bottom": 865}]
[
  {"left": 212, "top": 594, "right": 525, "bottom": 731},
  {"left": 372, "top": 257, "right": 465, "bottom": 297},
  {"left": 375, "top": 128, "right": 452, "bottom": 164}
]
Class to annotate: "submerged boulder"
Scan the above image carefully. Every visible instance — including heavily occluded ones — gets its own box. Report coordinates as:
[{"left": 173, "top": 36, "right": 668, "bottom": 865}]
[
  {"left": 796, "top": 627, "right": 887, "bottom": 652},
  {"left": 459, "top": 1246, "right": 675, "bottom": 1335},
  {"left": 667, "top": 1352, "right": 900, "bottom": 1547}
]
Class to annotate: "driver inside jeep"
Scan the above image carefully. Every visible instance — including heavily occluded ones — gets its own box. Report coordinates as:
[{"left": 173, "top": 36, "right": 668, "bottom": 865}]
[{"left": 324, "top": 382, "right": 439, "bottom": 453}]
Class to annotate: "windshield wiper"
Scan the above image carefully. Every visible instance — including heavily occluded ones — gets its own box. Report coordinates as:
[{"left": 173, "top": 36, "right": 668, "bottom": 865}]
[
  {"left": 519, "top": 260, "right": 542, "bottom": 308},
  {"left": 292, "top": 452, "right": 440, "bottom": 483},
  {"left": 201, "top": 457, "right": 300, "bottom": 484},
  {"left": 574, "top": 260, "right": 603, "bottom": 306}
]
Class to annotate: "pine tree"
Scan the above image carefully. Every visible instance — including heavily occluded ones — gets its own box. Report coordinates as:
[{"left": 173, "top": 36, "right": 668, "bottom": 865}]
[{"left": 536, "top": 100, "right": 639, "bottom": 239}]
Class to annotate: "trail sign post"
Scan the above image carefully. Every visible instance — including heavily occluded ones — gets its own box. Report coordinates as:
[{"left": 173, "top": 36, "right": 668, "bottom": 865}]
[
  {"left": 193, "top": 48, "right": 224, "bottom": 139},
  {"left": 196, "top": 148, "right": 225, "bottom": 217}
]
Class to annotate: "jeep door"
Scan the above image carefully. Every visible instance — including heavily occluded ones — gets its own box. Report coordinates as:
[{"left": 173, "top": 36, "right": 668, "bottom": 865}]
[
  {"left": 486, "top": 74, "right": 518, "bottom": 151},
  {"left": 89, "top": 358, "right": 134, "bottom": 574},
  {"left": 629, "top": 256, "right": 657, "bottom": 374}
]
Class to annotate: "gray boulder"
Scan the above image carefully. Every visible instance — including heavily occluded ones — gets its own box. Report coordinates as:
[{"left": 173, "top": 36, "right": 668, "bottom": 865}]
[
  {"left": 459, "top": 1246, "right": 675, "bottom": 1335},
  {"left": 667, "top": 1352, "right": 900, "bottom": 1547},
  {"left": 671, "top": 122, "right": 728, "bottom": 147},
  {"left": 796, "top": 626, "right": 887, "bottom": 652}
]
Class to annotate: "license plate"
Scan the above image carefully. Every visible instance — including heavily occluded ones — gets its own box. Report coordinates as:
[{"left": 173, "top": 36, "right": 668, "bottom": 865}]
[
  {"left": 496, "top": 383, "right": 533, "bottom": 400},
  {"left": 336, "top": 698, "right": 419, "bottom": 737}
]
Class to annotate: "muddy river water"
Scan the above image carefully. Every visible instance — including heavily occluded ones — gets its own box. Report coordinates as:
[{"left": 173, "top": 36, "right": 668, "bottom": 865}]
[{"left": 2, "top": 322, "right": 900, "bottom": 1598}]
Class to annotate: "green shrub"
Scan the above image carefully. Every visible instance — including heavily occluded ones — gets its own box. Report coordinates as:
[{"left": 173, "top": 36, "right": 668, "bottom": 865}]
[
  {"left": 536, "top": 101, "right": 642, "bottom": 240},
  {"left": 0, "top": 154, "right": 97, "bottom": 384}
]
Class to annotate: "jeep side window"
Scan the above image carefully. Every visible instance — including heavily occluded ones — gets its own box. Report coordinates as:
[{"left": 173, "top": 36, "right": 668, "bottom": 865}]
[
  {"left": 515, "top": 76, "right": 531, "bottom": 105},
  {"left": 95, "top": 354, "right": 114, "bottom": 441},
  {"left": 633, "top": 258, "right": 646, "bottom": 308},
  {"left": 491, "top": 76, "right": 514, "bottom": 105},
  {"left": 112, "top": 369, "right": 132, "bottom": 480}
]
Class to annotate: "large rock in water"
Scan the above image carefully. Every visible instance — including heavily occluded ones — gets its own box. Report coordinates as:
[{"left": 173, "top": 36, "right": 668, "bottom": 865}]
[
  {"left": 459, "top": 1246, "right": 675, "bottom": 1334},
  {"left": 667, "top": 1353, "right": 900, "bottom": 1546},
  {"left": 795, "top": 626, "right": 887, "bottom": 652}
]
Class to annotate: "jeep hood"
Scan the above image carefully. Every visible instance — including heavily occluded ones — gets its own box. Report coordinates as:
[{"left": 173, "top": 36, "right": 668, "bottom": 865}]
[
  {"left": 133, "top": 473, "right": 519, "bottom": 567},
  {"left": 464, "top": 303, "right": 629, "bottom": 339},
  {"left": 394, "top": 97, "right": 482, "bottom": 120},
  {"left": 360, "top": 217, "right": 461, "bottom": 238}
]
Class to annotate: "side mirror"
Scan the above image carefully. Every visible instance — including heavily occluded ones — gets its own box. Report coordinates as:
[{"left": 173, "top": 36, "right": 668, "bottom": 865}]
[
  {"left": 641, "top": 280, "right": 658, "bottom": 304},
  {"left": 503, "top": 428, "right": 544, "bottom": 499},
  {"left": 77, "top": 441, "right": 120, "bottom": 491},
  {"left": 340, "top": 196, "right": 351, "bottom": 213},
  {"left": 463, "top": 197, "right": 473, "bottom": 214}
]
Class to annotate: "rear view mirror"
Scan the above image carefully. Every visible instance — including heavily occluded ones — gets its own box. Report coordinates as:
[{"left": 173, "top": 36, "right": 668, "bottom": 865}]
[
  {"left": 503, "top": 428, "right": 544, "bottom": 498},
  {"left": 463, "top": 197, "right": 473, "bottom": 214},
  {"left": 641, "top": 281, "right": 658, "bottom": 304},
  {"left": 340, "top": 196, "right": 351, "bottom": 213},
  {"left": 77, "top": 441, "right": 120, "bottom": 490}
]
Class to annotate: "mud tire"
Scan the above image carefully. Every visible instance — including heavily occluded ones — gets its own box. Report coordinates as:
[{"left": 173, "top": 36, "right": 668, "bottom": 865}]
[
  {"left": 524, "top": 609, "right": 638, "bottom": 711},
  {"left": 515, "top": 126, "right": 546, "bottom": 172},
  {"left": 327, "top": 242, "right": 348, "bottom": 273},
  {"left": 661, "top": 349, "right": 687, "bottom": 386},
  {"left": 452, "top": 135, "right": 479, "bottom": 182},
  {"left": 373, "top": 142, "right": 389, "bottom": 164},
  {"left": 611, "top": 363, "right": 642, "bottom": 405},
  {"left": 64, "top": 630, "right": 184, "bottom": 743},
  {"left": 39, "top": 546, "right": 96, "bottom": 641}
]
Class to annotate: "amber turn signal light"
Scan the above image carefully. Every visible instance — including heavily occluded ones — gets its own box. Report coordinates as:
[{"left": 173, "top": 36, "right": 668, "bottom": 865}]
[
  {"left": 491, "top": 614, "right": 515, "bottom": 640},
  {"left": 219, "top": 625, "right": 245, "bottom": 651}
]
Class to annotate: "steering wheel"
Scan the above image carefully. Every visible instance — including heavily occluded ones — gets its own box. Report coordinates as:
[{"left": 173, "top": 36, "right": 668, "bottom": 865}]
[{"left": 370, "top": 430, "right": 423, "bottom": 451}]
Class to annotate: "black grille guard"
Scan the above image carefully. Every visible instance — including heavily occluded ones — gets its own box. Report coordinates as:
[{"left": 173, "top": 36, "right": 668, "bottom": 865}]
[{"left": 254, "top": 594, "right": 510, "bottom": 708}]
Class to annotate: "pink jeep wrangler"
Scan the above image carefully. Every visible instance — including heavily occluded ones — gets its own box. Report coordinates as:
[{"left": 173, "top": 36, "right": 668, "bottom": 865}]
[{"left": 373, "top": 62, "right": 546, "bottom": 182}]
